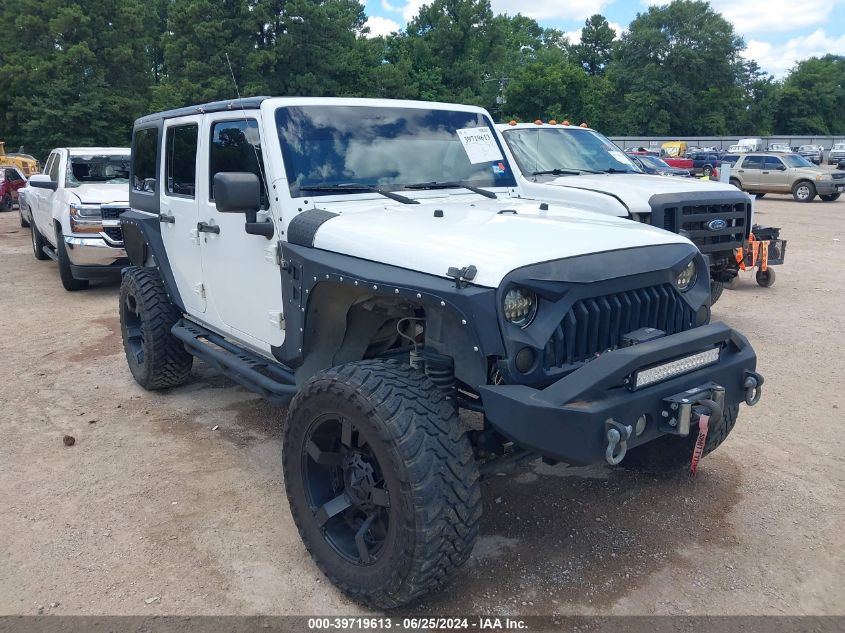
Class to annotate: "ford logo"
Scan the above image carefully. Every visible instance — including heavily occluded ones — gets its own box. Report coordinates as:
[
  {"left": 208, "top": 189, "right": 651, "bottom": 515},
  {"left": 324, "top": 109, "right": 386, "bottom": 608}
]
[{"left": 706, "top": 219, "right": 728, "bottom": 231}]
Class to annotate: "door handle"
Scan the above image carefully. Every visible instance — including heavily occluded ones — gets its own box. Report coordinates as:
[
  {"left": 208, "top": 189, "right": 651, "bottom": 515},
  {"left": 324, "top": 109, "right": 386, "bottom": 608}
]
[
  {"left": 159, "top": 213, "right": 175, "bottom": 224},
  {"left": 197, "top": 222, "right": 220, "bottom": 234}
]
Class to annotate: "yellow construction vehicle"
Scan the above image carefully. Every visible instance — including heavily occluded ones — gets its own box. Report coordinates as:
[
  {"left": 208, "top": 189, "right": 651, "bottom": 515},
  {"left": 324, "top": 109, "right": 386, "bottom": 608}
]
[{"left": 0, "top": 141, "right": 41, "bottom": 177}]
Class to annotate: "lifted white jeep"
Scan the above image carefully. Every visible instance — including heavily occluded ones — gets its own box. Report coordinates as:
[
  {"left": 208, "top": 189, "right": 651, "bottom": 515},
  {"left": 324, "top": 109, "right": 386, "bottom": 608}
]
[{"left": 119, "top": 97, "right": 763, "bottom": 607}]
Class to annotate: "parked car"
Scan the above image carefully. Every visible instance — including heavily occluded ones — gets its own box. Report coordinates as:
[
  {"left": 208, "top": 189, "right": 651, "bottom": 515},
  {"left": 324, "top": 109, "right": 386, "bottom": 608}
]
[
  {"left": 828, "top": 142, "right": 845, "bottom": 165},
  {"left": 797, "top": 145, "right": 823, "bottom": 165},
  {"left": 686, "top": 151, "right": 721, "bottom": 177},
  {"left": 837, "top": 159, "right": 845, "bottom": 171},
  {"left": 117, "top": 96, "right": 762, "bottom": 608},
  {"left": 767, "top": 143, "right": 791, "bottom": 153},
  {"left": 728, "top": 152, "right": 844, "bottom": 202},
  {"left": 719, "top": 154, "right": 742, "bottom": 167},
  {"left": 629, "top": 154, "right": 691, "bottom": 177},
  {"left": 0, "top": 165, "right": 27, "bottom": 212},
  {"left": 24, "top": 147, "right": 130, "bottom": 290},
  {"left": 495, "top": 121, "right": 753, "bottom": 301}
]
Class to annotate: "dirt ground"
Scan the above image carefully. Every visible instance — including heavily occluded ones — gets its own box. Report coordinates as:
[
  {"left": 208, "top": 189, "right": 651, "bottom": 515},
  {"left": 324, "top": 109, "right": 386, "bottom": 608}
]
[{"left": 0, "top": 192, "right": 843, "bottom": 617}]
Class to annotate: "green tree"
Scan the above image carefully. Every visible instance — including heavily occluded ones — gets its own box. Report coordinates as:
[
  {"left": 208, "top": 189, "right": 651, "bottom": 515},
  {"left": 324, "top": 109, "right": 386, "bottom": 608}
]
[
  {"left": 576, "top": 14, "right": 615, "bottom": 75},
  {"left": 774, "top": 55, "right": 845, "bottom": 134}
]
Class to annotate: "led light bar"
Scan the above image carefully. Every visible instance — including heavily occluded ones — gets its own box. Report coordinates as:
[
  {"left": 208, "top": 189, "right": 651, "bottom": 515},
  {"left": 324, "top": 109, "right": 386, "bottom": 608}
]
[{"left": 633, "top": 348, "right": 720, "bottom": 390}]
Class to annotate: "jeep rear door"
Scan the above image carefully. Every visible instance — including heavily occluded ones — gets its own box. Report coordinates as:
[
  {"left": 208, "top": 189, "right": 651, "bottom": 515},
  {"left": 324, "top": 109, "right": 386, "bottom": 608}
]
[{"left": 198, "top": 113, "right": 285, "bottom": 350}]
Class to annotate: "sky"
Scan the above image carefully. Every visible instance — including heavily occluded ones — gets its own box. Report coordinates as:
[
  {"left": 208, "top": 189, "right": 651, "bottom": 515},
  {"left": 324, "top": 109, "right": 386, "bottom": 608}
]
[{"left": 363, "top": 0, "right": 845, "bottom": 78}]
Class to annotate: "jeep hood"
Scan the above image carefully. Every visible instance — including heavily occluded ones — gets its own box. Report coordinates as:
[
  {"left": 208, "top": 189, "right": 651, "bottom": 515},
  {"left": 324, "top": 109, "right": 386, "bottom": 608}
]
[
  {"left": 69, "top": 183, "right": 129, "bottom": 205},
  {"left": 308, "top": 196, "right": 694, "bottom": 288},
  {"left": 538, "top": 173, "right": 743, "bottom": 215}
]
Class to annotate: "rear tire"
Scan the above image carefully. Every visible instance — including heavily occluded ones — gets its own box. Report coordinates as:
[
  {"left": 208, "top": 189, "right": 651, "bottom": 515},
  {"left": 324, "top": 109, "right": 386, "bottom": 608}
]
[
  {"left": 56, "top": 229, "right": 89, "bottom": 291},
  {"left": 710, "top": 280, "right": 725, "bottom": 305},
  {"left": 703, "top": 165, "right": 713, "bottom": 177},
  {"left": 756, "top": 268, "right": 776, "bottom": 287},
  {"left": 0, "top": 193, "right": 12, "bottom": 212},
  {"left": 119, "top": 266, "right": 193, "bottom": 390},
  {"left": 792, "top": 181, "right": 816, "bottom": 202},
  {"left": 754, "top": 193, "right": 766, "bottom": 199},
  {"left": 31, "top": 221, "right": 49, "bottom": 260},
  {"left": 283, "top": 360, "right": 481, "bottom": 608},
  {"left": 622, "top": 405, "right": 740, "bottom": 472},
  {"left": 819, "top": 193, "right": 840, "bottom": 202},
  {"left": 729, "top": 178, "right": 742, "bottom": 190}
]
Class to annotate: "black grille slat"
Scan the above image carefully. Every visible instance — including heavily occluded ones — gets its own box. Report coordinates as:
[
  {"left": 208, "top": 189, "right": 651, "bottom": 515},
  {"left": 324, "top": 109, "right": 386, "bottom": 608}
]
[
  {"left": 542, "top": 283, "right": 697, "bottom": 370},
  {"left": 103, "top": 226, "right": 124, "bottom": 242},
  {"left": 652, "top": 200, "right": 750, "bottom": 255},
  {"left": 101, "top": 207, "right": 129, "bottom": 220}
]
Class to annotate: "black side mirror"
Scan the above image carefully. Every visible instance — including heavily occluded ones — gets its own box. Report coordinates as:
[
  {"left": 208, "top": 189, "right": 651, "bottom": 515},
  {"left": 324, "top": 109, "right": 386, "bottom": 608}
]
[
  {"left": 213, "top": 172, "right": 274, "bottom": 239},
  {"left": 778, "top": 165, "right": 787, "bottom": 171}
]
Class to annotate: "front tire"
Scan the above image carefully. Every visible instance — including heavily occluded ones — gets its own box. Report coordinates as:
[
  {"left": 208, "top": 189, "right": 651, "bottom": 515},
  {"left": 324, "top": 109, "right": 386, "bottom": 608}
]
[
  {"left": 729, "top": 178, "right": 742, "bottom": 190},
  {"left": 754, "top": 192, "right": 766, "bottom": 199},
  {"left": 56, "top": 229, "right": 89, "bottom": 291},
  {"left": 31, "top": 221, "right": 49, "bottom": 260},
  {"left": 0, "top": 193, "right": 12, "bottom": 212},
  {"left": 622, "top": 405, "right": 740, "bottom": 471},
  {"left": 19, "top": 203, "right": 30, "bottom": 227},
  {"left": 792, "top": 181, "right": 816, "bottom": 202},
  {"left": 119, "top": 266, "right": 193, "bottom": 390},
  {"left": 710, "top": 280, "right": 725, "bottom": 305},
  {"left": 819, "top": 193, "right": 840, "bottom": 202},
  {"left": 283, "top": 360, "right": 481, "bottom": 608}
]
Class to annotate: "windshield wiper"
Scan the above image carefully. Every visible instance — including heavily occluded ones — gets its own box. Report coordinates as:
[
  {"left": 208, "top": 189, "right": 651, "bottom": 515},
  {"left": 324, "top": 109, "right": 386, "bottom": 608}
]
[
  {"left": 602, "top": 167, "right": 637, "bottom": 174},
  {"left": 299, "top": 184, "right": 419, "bottom": 205},
  {"left": 531, "top": 167, "right": 603, "bottom": 176},
  {"left": 403, "top": 181, "right": 497, "bottom": 199}
]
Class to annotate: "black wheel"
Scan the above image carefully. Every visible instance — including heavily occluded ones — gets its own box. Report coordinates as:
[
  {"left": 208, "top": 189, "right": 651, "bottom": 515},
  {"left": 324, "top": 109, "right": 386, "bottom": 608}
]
[
  {"left": 622, "top": 405, "right": 740, "bottom": 472},
  {"left": 0, "top": 193, "right": 12, "bottom": 212},
  {"left": 819, "top": 193, "right": 840, "bottom": 202},
  {"left": 19, "top": 203, "right": 30, "bottom": 227},
  {"left": 119, "top": 266, "right": 193, "bottom": 390},
  {"left": 729, "top": 178, "right": 742, "bottom": 190},
  {"left": 703, "top": 165, "right": 713, "bottom": 177},
  {"left": 31, "top": 220, "right": 49, "bottom": 260},
  {"left": 56, "top": 228, "right": 89, "bottom": 291},
  {"left": 283, "top": 360, "right": 481, "bottom": 608},
  {"left": 754, "top": 192, "right": 766, "bottom": 199},
  {"left": 727, "top": 275, "right": 740, "bottom": 290},
  {"left": 792, "top": 181, "right": 816, "bottom": 202},
  {"left": 710, "top": 280, "right": 725, "bottom": 305},
  {"left": 756, "top": 268, "right": 776, "bottom": 287}
]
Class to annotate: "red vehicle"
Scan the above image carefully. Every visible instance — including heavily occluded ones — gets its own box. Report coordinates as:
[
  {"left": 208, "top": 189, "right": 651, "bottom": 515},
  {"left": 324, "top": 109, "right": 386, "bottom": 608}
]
[
  {"left": 0, "top": 166, "right": 27, "bottom": 211},
  {"left": 626, "top": 149, "right": 696, "bottom": 172}
]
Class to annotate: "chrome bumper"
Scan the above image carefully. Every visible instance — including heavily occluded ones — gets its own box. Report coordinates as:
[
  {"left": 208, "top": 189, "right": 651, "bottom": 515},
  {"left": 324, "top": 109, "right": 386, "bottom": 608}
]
[{"left": 62, "top": 235, "right": 127, "bottom": 267}]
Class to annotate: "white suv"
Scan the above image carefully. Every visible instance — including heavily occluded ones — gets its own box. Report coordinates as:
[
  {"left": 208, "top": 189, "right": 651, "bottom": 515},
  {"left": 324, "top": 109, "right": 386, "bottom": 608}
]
[{"left": 24, "top": 147, "right": 130, "bottom": 290}]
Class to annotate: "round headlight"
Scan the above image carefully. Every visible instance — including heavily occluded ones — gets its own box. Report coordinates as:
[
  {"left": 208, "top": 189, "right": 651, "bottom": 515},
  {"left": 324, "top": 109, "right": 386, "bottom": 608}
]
[
  {"left": 503, "top": 287, "right": 537, "bottom": 327},
  {"left": 676, "top": 260, "right": 696, "bottom": 292}
]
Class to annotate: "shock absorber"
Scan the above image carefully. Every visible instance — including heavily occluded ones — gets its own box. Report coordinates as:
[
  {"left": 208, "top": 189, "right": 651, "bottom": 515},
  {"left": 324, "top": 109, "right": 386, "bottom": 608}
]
[{"left": 412, "top": 349, "right": 456, "bottom": 406}]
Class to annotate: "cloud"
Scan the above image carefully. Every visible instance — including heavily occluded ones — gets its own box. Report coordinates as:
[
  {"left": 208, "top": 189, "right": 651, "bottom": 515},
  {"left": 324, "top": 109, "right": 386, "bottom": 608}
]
[
  {"left": 381, "top": 0, "right": 401, "bottom": 12},
  {"left": 746, "top": 29, "right": 845, "bottom": 77},
  {"left": 364, "top": 15, "right": 402, "bottom": 38},
  {"left": 563, "top": 21, "right": 624, "bottom": 45}
]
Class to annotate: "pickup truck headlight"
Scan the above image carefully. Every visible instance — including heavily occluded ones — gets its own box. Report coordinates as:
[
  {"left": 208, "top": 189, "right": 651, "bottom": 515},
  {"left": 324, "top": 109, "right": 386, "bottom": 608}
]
[
  {"left": 69, "top": 203, "right": 103, "bottom": 234},
  {"left": 676, "top": 260, "right": 696, "bottom": 292},
  {"left": 503, "top": 287, "right": 537, "bottom": 328}
]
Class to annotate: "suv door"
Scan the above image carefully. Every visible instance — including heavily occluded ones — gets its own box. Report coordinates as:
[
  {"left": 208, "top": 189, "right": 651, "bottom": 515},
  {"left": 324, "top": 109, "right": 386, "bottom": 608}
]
[
  {"left": 737, "top": 155, "right": 763, "bottom": 189},
  {"left": 160, "top": 115, "right": 206, "bottom": 315},
  {"left": 198, "top": 114, "right": 284, "bottom": 349},
  {"left": 761, "top": 156, "right": 788, "bottom": 192}
]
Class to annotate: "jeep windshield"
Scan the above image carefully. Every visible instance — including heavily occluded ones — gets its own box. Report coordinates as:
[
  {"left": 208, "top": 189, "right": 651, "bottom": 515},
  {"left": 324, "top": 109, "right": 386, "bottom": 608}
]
[
  {"left": 276, "top": 106, "right": 517, "bottom": 198},
  {"left": 66, "top": 154, "right": 131, "bottom": 187},
  {"left": 501, "top": 127, "right": 642, "bottom": 176}
]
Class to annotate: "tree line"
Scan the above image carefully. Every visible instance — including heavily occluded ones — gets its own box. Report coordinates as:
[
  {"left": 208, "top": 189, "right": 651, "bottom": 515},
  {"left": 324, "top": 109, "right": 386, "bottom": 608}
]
[{"left": 1, "top": 0, "right": 843, "bottom": 159}]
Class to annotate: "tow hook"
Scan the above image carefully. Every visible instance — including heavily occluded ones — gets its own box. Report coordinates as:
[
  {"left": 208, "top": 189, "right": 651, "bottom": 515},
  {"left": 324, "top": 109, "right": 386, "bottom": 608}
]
[
  {"left": 743, "top": 370, "right": 764, "bottom": 406},
  {"left": 605, "top": 419, "right": 633, "bottom": 466}
]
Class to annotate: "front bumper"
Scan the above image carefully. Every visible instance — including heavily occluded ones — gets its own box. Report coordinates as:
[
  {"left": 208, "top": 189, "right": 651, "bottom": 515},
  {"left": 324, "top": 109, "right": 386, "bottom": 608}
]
[
  {"left": 63, "top": 235, "right": 128, "bottom": 279},
  {"left": 815, "top": 180, "right": 845, "bottom": 195},
  {"left": 479, "top": 322, "right": 758, "bottom": 465}
]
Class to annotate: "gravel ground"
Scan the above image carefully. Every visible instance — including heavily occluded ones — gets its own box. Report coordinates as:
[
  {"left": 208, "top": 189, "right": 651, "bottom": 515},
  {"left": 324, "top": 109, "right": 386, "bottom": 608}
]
[{"left": 0, "top": 193, "right": 843, "bottom": 617}]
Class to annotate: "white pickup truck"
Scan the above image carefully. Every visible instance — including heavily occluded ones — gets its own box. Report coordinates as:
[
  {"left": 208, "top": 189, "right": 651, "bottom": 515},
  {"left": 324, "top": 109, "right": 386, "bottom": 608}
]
[
  {"left": 23, "top": 147, "right": 131, "bottom": 290},
  {"left": 496, "top": 122, "right": 753, "bottom": 301}
]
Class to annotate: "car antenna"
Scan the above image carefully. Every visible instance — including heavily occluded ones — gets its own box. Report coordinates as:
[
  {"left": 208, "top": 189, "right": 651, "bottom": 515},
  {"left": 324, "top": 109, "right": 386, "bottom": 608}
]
[{"left": 225, "top": 52, "right": 270, "bottom": 204}]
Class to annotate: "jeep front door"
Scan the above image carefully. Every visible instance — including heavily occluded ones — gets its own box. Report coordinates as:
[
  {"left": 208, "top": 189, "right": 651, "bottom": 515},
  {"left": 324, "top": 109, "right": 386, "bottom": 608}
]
[
  {"left": 160, "top": 115, "right": 206, "bottom": 315},
  {"left": 198, "top": 114, "right": 285, "bottom": 350}
]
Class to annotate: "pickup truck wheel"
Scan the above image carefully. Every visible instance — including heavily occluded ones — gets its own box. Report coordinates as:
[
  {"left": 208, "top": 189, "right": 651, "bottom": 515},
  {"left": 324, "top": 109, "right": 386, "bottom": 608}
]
[
  {"left": 792, "top": 181, "right": 816, "bottom": 202},
  {"left": 819, "top": 193, "right": 840, "bottom": 202},
  {"left": 283, "top": 359, "right": 481, "bottom": 608},
  {"left": 31, "top": 221, "right": 49, "bottom": 260},
  {"left": 120, "top": 266, "right": 193, "bottom": 390},
  {"left": 621, "top": 405, "right": 739, "bottom": 472},
  {"left": 710, "top": 281, "right": 725, "bottom": 305},
  {"left": 56, "top": 230, "right": 90, "bottom": 291},
  {"left": 0, "top": 193, "right": 12, "bottom": 212}
]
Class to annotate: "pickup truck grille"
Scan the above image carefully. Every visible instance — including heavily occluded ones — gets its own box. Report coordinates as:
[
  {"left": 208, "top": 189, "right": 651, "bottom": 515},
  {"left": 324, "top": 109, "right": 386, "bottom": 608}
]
[
  {"left": 100, "top": 206, "right": 129, "bottom": 245},
  {"left": 651, "top": 201, "right": 749, "bottom": 256},
  {"left": 542, "top": 283, "right": 696, "bottom": 369}
]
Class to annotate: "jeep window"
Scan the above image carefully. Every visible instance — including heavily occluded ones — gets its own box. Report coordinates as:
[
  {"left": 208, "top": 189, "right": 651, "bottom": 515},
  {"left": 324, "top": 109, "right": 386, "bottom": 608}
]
[
  {"left": 764, "top": 156, "right": 784, "bottom": 170},
  {"left": 165, "top": 124, "right": 198, "bottom": 198},
  {"left": 65, "top": 155, "right": 131, "bottom": 188},
  {"left": 502, "top": 128, "right": 641, "bottom": 175},
  {"left": 133, "top": 127, "right": 158, "bottom": 193},
  {"left": 209, "top": 119, "right": 267, "bottom": 207},
  {"left": 742, "top": 156, "right": 763, "bottom": 170},
  {"left": 782, "top": 154, "right": 815, "bottom": 168},
  {"left": 275, "top": 106, "right": 517, "bottom": 197}
]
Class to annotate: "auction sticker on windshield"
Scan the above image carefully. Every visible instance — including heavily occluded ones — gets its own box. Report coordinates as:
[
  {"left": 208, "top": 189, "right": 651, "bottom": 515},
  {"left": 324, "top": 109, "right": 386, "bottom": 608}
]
[{"left": 457, "top": 127, "right": 504, "bottom": 164}]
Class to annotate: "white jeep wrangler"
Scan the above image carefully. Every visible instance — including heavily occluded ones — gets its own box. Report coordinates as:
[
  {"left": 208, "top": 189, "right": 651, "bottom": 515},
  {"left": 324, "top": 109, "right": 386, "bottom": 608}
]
[
  {"left": 119, "top": 97, "right": 762, "bottom": 607},
  {"left": 25, "top": 147, "right": 131, "bottom": 290},
  {"left": 496, "top": 122, "right": 754, "bottom": 303}
]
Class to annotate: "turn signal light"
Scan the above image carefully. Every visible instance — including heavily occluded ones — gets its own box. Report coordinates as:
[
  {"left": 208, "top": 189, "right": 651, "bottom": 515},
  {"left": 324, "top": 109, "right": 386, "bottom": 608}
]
[{"left": 534, "top": 119, "right": 543, "bottom": 125}]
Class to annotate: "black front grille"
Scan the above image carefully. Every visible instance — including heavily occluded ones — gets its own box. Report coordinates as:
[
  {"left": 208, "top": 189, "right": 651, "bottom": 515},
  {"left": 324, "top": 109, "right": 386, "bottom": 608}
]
[
  {"left": 832, "top": 172, "right": 844, "bottom": 180},
  {"left": 100, "top": 207, "right": 129, "bottom": 220},
  {"left": 103, "top": 226, "right": 124, "bottom": 243},
  {"left": 543, "top": 284, "right": 696, "bottom": 369},
  {"left": 654, "top": 202, "right": 749, "bottom": 255}
]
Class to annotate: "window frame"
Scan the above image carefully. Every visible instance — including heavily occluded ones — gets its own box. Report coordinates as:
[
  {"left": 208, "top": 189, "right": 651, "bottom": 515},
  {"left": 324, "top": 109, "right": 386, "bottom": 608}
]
[
  {"left": 164, "top": 122, "right": 199, "bottom": 200},
  {"left": 207, "top": 117, "right": 267, "bottom": 209}
]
